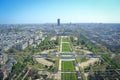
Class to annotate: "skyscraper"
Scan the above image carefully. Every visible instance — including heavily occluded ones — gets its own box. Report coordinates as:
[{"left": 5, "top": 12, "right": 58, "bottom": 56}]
[{"left": 57, "top": 18, "right": 60, "bottom": 26}]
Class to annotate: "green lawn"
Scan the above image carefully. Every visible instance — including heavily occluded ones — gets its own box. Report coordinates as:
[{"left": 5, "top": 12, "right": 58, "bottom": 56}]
[
  {"left": 62, "top": 43, "right": 71, "bottom": 52},
  {"left": 61, "top": 61, "right": 75, "bottom": 71},
  {"left": 61, "top": 73, "right": 77, "bottom": 80},
  {"left": 62, "top": 37, "right": 69, "bottom": 42}
]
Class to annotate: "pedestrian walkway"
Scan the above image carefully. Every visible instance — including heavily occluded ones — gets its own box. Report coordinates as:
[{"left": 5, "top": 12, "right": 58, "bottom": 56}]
[{"left": 58, "top": 36, "right": 82, "bottom": 80}]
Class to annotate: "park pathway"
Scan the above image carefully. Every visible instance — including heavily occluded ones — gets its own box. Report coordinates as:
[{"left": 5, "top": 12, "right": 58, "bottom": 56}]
[
  {"left": 60, "top": 36, "right": 62, "bottom": 52},
  {"left": 58, "top": 36, "right": 82, "bottom": 80}
]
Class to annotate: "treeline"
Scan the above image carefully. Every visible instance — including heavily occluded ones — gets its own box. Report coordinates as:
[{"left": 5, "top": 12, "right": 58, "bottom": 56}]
[
  {"left": 70, "top": 36, "right": 77, "bottom": 46},
  {"left": 75, "top": 29, "right": 120, "bottom": 79},
  {"left": 33, "top": 36, "right": 59, "bottom": 53},
  {"left": 6, "top": 62, "right": 26, "bottom": 80},
  {"left": 78, "top": 33, "right": 120, "bottom": 66},
  {"left": 77, "top": 34, "right": 111, "bottom": 54},
  {"left": 38, "top": 36, "right": 55, "bottom": 50},
  {"left": 109, "top": 46, "right": 120, "bottom": 54},
  {"left": 88, "top": 54, "right": 120, "bottom": 80},
  {"left": 70, "top": 36, "right": 74, "bottom": 43}
]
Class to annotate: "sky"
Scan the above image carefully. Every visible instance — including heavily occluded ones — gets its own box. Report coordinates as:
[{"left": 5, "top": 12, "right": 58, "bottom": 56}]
[{"left": 0, "top": 0, "right": 120, "bottom": 24}]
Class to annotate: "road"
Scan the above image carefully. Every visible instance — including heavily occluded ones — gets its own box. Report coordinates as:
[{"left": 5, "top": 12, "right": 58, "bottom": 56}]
[{"left": 22, "top": 67, "right": 31, "bottom": 80}]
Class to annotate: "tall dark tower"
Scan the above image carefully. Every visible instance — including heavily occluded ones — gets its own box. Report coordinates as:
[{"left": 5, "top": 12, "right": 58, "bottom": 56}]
[{"left": 57, "top": 18, "right": 60, "bottom": 26}]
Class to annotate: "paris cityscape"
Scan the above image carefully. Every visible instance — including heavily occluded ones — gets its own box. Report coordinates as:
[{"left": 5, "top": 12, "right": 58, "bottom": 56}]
[{"left": 0, "top": 0, "right": 120, "bottom": 80}]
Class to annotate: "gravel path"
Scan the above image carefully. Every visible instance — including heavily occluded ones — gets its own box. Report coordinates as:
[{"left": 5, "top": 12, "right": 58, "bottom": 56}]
[
  {"left": 79, "top": 58, "right": 99, "bottom": 68},
  {"left": 35, "top": 58, "right": 53, "bottom": 66}
]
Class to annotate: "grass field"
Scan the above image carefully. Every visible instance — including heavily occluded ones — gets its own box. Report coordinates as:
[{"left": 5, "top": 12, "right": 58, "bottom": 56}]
[
  {"left": 62, "top": 37, "right": 69, "bottom": 42},
  {"left": 61, "top": 73, "right": 77, "bottom": 80},
  {"left": 62, "top": 43, "right": 71, "bottom": 52},
  {"left": 61, "top": 61, "right": 75, "bottom": 71}
]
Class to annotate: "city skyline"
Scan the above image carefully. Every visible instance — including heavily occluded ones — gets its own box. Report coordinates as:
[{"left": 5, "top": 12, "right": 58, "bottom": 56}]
[{"left": 0, "top": 0, "right": 120, "bottom": 24}]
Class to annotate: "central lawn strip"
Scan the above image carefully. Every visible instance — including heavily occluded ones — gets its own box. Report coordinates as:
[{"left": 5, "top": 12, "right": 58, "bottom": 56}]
[
  {"left": 62, "top": 61, "right": 75, "bottom": 72},
  {"left": 62, "top": 37, "right": 68, "bottom": 42},
  {"left": 62, "top": 43, "right": 71, "bottom": 52},
  {"left": 61, "top": 73, "right": 77, "bottom": 80}
]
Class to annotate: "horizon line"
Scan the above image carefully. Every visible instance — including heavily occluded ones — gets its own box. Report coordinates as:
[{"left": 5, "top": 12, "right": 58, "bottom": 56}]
[{"left": 0, "top": 22, "right": 120, "bottom": 25}]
